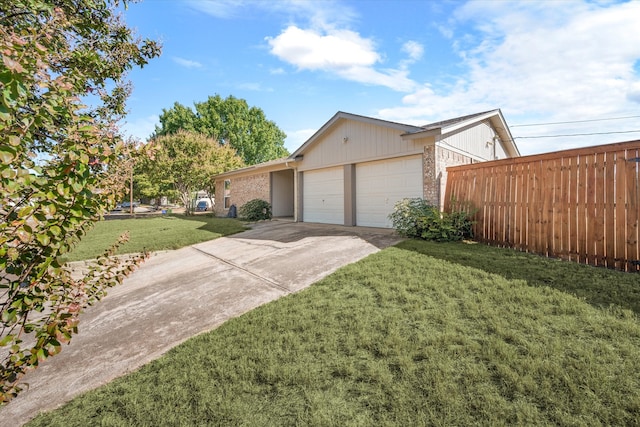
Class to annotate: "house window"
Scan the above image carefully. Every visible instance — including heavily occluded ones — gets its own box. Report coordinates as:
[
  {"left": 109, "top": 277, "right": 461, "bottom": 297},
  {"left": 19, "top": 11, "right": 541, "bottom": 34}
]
[{"left": 224, "top": 179, "right": 231, "bottom": 209}]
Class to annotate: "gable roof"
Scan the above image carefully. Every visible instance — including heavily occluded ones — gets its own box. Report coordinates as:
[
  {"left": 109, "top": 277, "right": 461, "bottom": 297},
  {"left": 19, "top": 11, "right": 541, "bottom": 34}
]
[
  {"left": 421, "top": 110, "right": 496, "bottom": 130},
  {"left": 290, "top": 111, "right": 423, "bottom": 159},
  {"left": 291, "top": 109, "right": 520, "bottom": 158},
  {"left": 401, "top": 109, "right": 520, "bottom": 157}
]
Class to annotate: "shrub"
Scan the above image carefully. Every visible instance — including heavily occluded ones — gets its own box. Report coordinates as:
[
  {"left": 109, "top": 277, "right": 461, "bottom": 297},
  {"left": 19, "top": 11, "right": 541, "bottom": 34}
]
[
  {"left": 239, "top": 199, "right": 272, "bottom": 222},
  {"left": 389, "top": 198, "right": 475, "bottom": 242}
]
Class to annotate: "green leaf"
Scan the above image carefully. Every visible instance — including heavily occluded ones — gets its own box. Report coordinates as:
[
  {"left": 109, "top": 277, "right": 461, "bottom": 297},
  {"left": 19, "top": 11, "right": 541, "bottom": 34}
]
[
  {"left": 56, "top": 183, "right": 68, "bottom": 197},
  {"left": 0, "top": 146, "right": 16, "bottom": 164},
  {"left": 1, "top": 308, "right": 16, "bottom": 324},
  {"left": 71, "top": 181, "right": 83, "bottom": 193},
  {"left": 0, "top": 105, "right": 11, "bottom": 122},
  {"left": 36, "top": 233, "right": 51, "bottom": 246},
  {"left": 18, "top": 205, "right": 33, "bottom": 217},
  {"left": 0, "top": 334, "right": 14, "bottom": 346},
  {"left": 8, "top": 135, "right": 20, "bottom": 146}
]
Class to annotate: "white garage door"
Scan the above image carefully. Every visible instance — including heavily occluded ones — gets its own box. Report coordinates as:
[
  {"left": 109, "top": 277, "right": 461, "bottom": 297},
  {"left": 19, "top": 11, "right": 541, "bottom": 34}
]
[
  {"left": 303, "top": 167, "right": 344, "bottom": 224},
  {"left": 356, "top": 156, "right": 423, "bottom": 228}
]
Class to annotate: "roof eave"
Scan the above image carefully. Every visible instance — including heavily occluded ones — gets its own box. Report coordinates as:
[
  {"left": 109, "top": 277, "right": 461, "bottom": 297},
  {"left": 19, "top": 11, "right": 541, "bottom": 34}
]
[
  {"left": 214, "top": 158, "right": 297, "bottom": 179},
  {"left": 401, "top": 128, "right": 441, "bottom": 140}
]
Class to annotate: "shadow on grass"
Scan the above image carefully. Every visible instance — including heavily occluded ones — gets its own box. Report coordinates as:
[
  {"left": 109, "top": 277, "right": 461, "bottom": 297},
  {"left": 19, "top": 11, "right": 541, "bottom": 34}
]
[
  {"left": 173, "top": 214, "right": 248, "bottom": 235},
  {"left": 397, "top": 239, "right": 640, "bottom": 316}
]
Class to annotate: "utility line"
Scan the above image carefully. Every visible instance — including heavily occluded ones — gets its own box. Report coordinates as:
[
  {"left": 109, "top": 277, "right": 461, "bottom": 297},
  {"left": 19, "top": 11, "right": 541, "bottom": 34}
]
[
  {"left": 511, "top": 114, "right": 640, "bottom": 127},
  {"left": 515, "top": 130, "right": 640, "bottom": 139}
]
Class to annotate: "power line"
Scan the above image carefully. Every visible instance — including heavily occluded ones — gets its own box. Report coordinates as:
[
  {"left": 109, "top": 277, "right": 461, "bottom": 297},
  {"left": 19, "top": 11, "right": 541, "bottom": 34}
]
[
  {"left": 511, "top": 114, "right": 640, "bottom": 127},
  {"left": 515, "top": 130, "right": 640, "bottom": 139}
]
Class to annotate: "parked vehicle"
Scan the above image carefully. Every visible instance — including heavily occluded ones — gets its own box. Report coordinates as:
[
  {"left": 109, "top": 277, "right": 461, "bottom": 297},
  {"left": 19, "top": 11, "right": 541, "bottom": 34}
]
[
  {"left": 121, "top": 201, "right": 140, "bottom": 209},
  {"left": 196, "top": 200, "right": 211, "bottom": 211}
]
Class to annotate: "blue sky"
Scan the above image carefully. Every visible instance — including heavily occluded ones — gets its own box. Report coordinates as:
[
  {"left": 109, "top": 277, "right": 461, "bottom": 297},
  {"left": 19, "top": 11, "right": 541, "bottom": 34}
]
[{"left": 120, "top": 0, "right": 640, "bottom": 156}]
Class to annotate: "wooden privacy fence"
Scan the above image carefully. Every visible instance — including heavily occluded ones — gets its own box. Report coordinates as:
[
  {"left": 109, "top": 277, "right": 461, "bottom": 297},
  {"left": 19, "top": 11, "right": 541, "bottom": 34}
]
[{"left": 444, "top": 140, "right": 640, "bottom": 272}]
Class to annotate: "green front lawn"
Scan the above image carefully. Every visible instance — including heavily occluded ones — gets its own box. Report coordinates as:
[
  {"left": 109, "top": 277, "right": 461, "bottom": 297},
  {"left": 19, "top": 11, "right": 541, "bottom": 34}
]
[
  {"left": 63, "top": 215, "right": 247, "bottom": 262},
  {"left": 29, "top": 241, "right": 640, "bottom": 426}
]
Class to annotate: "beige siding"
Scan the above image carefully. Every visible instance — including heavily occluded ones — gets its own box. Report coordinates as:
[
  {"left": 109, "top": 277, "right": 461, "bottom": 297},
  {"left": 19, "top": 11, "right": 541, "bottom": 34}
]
[
  {"left": 438, "top": 121, "right": 507, "bottom": 161},
  {"left": 299, "top": 119, "right": 426, "bottom": 171},
  {"left": 271, "top": 170, "right": 294, "bottom": 217}
]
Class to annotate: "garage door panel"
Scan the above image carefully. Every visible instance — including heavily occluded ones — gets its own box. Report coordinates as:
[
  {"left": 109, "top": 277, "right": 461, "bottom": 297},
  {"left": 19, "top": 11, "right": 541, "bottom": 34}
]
[
  {"left": 356, "top": 156, "right": 422, "bottom": 228},
  {"left": 303, "top": 168, "right": 344, "bottom": 224}
]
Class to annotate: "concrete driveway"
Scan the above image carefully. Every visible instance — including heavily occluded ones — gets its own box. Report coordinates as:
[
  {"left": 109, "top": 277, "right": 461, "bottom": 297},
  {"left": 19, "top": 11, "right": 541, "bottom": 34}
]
[{"left": 1, "top": 221, "right": 402, "bottom": 426}]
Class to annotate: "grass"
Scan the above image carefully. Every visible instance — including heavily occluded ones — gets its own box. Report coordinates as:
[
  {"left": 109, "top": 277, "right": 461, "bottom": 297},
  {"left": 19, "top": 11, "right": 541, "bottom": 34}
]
[
  {"left": 62, "top": 215, "right": 247, "bottom": 262},
  {"left": 397, "top": 239, "right": 640, "bottom": 315},
  {"left": 27, "top": 241, "right": 640, "bottom": 426}
]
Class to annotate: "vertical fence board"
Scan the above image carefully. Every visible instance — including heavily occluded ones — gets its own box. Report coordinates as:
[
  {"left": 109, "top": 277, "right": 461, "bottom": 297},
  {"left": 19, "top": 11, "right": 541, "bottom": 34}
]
[
  {"left": 626, "top": 148, "right": 639, "bottom": 272},
  {"left": 615, "top": 150, "right": 627, "bottom": 270},
  {"left": 559, "top": 156, "right": 570, "bottom": 260},
  {"left": 577, "top": 155, "right": 588, "bottom": 264},
  {"left": 498, "top": 164, "right": 507, "bottom": 243},
  {"left": 585, "top": 153, "right": 597, "bottom": 266},
  {"left": 594, "top": 152, "right": 606, "bottom": 267},
  {"left": 487, "top": 166, "right": 496, "bottom": 243},
  {"left": 507, "top": 163, "right": 517, "bottom": 247},
  {"left": 518, "top": 164, "right": 529, "bottom": 251},
  {"left": 553, "top": 157, "right": 564, "bottom": 258},
  {"left": 568, "top": 156, "right": 578, "bottom": 262},
  {"left": 605, "top": 151, "right": 616, "bottom": 268},
  {"left": 543, "top": 159, "right": 555, "bottom": 256}
]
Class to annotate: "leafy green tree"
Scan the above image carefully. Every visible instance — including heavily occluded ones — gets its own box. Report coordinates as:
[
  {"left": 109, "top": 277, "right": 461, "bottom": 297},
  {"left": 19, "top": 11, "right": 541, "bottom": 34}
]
[
  {"left": 0, "top": 0, "right": 160, "bottom": 403},
  {"left": 133, "top": 164, "right": 176, "bottom": 207},
  {"left": 154, "top": 95, "right": 289, "bottom": 165},
  {"left": 141, "top": 131, "right": 244, "bottom": 215}
]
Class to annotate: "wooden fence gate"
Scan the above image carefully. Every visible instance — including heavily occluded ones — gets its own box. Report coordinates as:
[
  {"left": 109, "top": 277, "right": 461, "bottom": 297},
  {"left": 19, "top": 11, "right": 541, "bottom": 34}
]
[{"left": 444, "top": 140, "right": 640, "bottom": 272}]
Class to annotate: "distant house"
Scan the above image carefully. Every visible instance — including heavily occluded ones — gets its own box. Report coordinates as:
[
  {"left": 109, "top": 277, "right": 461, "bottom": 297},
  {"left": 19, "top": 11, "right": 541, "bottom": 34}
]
[{"left": 213, "top": 109, "right": 520, "bottom": 228}]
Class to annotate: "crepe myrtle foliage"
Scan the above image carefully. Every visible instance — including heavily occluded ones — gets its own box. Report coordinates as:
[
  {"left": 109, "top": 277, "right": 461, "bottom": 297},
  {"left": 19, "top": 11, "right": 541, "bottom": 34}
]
[
  {"left": 139, "top": 131, "right": 244, "bottom": 215},
  {"left": 0, "top": 0, "right": 160, "bottom": 403}
]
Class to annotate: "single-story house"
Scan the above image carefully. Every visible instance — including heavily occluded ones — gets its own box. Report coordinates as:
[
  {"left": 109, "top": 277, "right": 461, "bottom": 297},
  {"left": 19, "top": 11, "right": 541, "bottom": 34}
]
[{"left": 213, "top": 109, "right": 520, "bottom": 228}]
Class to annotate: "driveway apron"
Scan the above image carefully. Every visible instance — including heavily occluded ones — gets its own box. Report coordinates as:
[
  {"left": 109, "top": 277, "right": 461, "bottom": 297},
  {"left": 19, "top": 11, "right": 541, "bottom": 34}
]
[{"left": 1, "top": 221, "right": 402, "bottom": 426}]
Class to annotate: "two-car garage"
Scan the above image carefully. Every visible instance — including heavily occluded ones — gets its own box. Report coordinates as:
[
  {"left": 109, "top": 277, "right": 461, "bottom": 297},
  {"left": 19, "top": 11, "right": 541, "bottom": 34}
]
[{"left": 302, "top": 155, "right": 423, "bottom": 228}]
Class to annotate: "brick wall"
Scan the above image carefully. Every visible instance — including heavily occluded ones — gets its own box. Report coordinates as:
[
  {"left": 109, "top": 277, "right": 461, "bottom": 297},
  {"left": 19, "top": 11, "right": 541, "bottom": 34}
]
[
  {"left": 213, "top": 173, "right": 270, "bottom": 216},
  {"left": 435, "top": 146, "right": 473, "bottom": 210},
  {"left": 423, "top": 144, "right": 474, "bottom": 209},
  {"left": 422, "top": 145, "right": 437, "bottom": 206}
]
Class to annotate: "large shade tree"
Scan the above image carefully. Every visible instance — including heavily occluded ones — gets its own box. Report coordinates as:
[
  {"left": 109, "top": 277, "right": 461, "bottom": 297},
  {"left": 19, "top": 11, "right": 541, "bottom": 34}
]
[
  {"left": 140, "top": 131, "right": 244, "bottom": 215},
  {"left": 0, "top": 0, "right": 160, "bottom": 403},
  {"left": 153, "top": 95, "right": 289, "bottom": 165}
]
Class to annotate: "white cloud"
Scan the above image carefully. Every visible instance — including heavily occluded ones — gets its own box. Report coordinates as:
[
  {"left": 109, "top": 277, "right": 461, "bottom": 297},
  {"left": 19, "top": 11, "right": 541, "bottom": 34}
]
[
  {"left": 237, "top": 82, "right": 274, "bottom": 92},
  {"left": 402, "top": 41, "right": 424, "bottom": 62},
  {"left": 285, "top": 128, "right": 316, "bottom": 152},
  {"left": 266, "top": 26, "right": 418, "bottom": 92},
  {"left": 189, "top": 0, "right": 356, "bottom": 29},
  {"left": 172, "top": 56, "right": 203, "bottom": 69},
  {"left": 121, "top": 115, "right": 159, "bottom": 142},
  {"left": 192, "top": 0, "right": 419, "bottom": 92},
  {"left": 378, "top": 1, "right": 640, "bottom": 154},
  {"left": 186, "top": 0, "right": 245, "bottom": 19},
  {"left": 267, "top": 26, "right": 379, "bottom": 70}
]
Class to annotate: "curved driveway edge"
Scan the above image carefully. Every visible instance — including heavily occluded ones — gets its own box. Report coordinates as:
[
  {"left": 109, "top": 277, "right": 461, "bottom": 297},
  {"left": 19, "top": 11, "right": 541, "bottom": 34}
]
[{"left": 1, "top": 221, "right": 402, "bottom": 426}]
